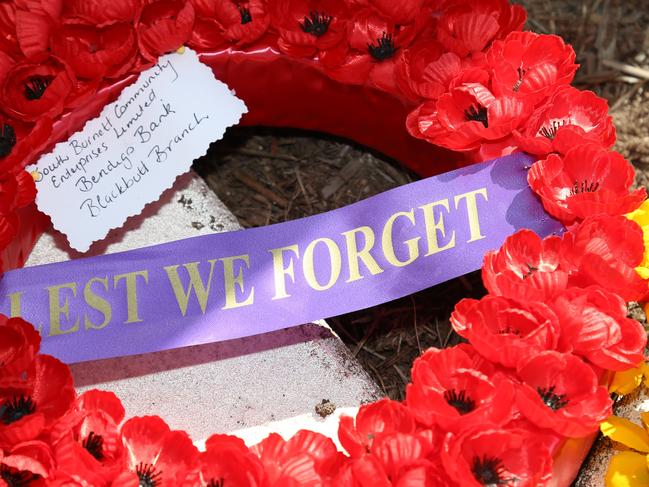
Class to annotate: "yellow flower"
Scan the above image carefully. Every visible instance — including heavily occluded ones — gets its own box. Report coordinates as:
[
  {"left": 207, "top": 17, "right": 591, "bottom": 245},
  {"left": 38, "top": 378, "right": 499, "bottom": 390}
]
[
  {"left": 610, "top": 364, "right": 649, "bottom": 396},
  {"left": 627, "top": 200, "right": 649, "bottom": 280},
  {"left": 602, "top": 413, "right": 649, "bottom": 486},
  {"left": 606, "top": 451, "right": 649, "bottom": 487}
]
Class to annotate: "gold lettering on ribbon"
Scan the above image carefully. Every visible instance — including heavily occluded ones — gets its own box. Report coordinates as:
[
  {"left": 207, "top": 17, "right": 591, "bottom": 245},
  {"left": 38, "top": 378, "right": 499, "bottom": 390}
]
[
  {"left": 221, "top": 254, "right": 254, "bottom": 310},
  {"left": 454, "top": 188, "right": 488, "bottom": 243},
  {"left": 48, "top": 282, "right": 79, "bottom": 336},
  {"left": 114, "top": 270, "right": 149, "bottom": 323},
  {"left": 164, "top": 261, "right": 217, "bottom": 316},
  {"left": 8, "top": 291, "right": 22, "bottom": 317},
  {"left": 420, "top": 198, "right": 456, "bottom": 256},
  {"left": 84, "top": 277, "right": 112, "bottom": 330},
  {"left": 303, "top": 238, "right": 342, "bottom": 291},
  {"left": 269, "top": 245, "right": 300, "bottom": 300},
  {"left": 341, "top": 226, "right": 384, "bottom": 282},
  {"left": 382, "top": 210, "right": 420, "bottom": 267}
]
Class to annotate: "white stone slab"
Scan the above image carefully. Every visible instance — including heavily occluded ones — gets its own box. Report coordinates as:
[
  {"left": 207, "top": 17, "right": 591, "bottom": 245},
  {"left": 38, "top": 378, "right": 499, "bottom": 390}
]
[{"left": 24, "top": 171, "right": 382, "bottom": 442}]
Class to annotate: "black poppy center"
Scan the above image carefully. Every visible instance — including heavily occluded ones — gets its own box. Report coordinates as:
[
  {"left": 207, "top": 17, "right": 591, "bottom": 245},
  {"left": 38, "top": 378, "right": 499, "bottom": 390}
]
[
  {"left": 368, "top": 32, "right": 396, "bottom": 61},
  {"left": 537, "top": 385, "right": 569, "bottom": 411},
  {"left": 0, "top": 123, "right": 16, "bottom": 159},
  {"left": 569, "top": 179, "right": 600, "bottom": 195},
  {"left": 82, "top": 431, "right": 105, "bottom": 460},
  {"left": 136, "top": 462, "right": 162, "bottom": 487},
  {"left": 464, "top": 105, "right": 489, "bottom": 128},
  {"left": 23, "top": 76, "right": 52, "bottom": 101},
  {"left": 239, "top": 6, "right": 252, "bottom": 24},
  {"left": 1, "top": 395, "right": 36, "bottom": 425},
  {"left": 301, "top": 11, "right": 332, "bottom": 37},
  {"left": 0, "top": 465, "right": 37, "bottom": 487},
  {"left": 521, "top": 262, "right": 538, "bottom": 279},
  {"left": 206, "top": 479, "right": 225, "bottom": 487},
  {"left": 513, "top": 66, "right": 526, "bottom": 92},
  {"left": 539, "top": 119, "right": 568, "bottom": 140},
  {"left": 472, "top": 455, "right": 514, "bottom": 485},
  {"left": 444, "top": 389, "right": 475, "bottom": 415},
  {"left": 498, "top": 326, "right": 521, "bottom": 336}
]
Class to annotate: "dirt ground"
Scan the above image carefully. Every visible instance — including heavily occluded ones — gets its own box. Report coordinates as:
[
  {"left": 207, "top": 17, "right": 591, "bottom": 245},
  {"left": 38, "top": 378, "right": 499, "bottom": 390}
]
[{"left": 194, "top": 0, "right": 649, "bottom": 401}]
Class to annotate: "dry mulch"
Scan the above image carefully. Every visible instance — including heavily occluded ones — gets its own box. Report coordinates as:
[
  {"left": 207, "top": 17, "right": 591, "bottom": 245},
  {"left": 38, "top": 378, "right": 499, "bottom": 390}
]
[{"left": 195, "top": 0, "right": 649, "bottom": 401}]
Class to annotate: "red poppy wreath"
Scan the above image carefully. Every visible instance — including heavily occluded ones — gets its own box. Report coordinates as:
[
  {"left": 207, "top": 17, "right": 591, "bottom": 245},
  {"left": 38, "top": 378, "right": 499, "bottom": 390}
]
[{"left": 0, "top": 0, "right": 647, "bottom": 486}]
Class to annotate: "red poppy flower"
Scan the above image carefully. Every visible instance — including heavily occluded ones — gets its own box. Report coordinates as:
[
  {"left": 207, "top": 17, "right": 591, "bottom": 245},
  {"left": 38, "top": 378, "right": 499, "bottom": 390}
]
[
  {"left": 332, "top": 432, "right": 448, "bottom": 487},
  {"left": 407, "top": 77, "right": 533, "bottom": 152},
  {"left": 482, "top": 229, "right": 568, "bottom": 302},
  {"left": 551, "top": 286, "right": 647, "bottom": 371},
  {"left": 63, "top": 0, "right": 142, "bottom": 26},
  {"left": 14, "top": 0, "right": 61, "bottom": 60},
  {"left": 51, "top": 22, "right": 138, "bottom": 80},
  {"left": 473, "top": 134, "right": 521, "bottom": 160},
  {"left": 0, "top": 170, "right": 37, "bottom": 215},
  {"left": 0, "top": 170, "right": 38, "bottom": 258},
  {"left": 441, "top": 427, "right": 553, "bottom": 486},
  {"left": 436, "top": 0, "right": 526, "bottom": 58},
  {"left": 405, "top": 345, "right": 514, "bottom": 431},
  {"left": 324, "top": 7, "right": 424, "bottom": 91},
  {"left": 560, "top": 215, "right": 647, "bottom": 301},
  {"left": 182, "top": 434, "right": 266, "bottom": 487},
  {"left": 1, "top": 57, "right": 76, "bottom": 122},
  {"left": 528, "top": 144, "right": 645, "bottom": 225},
  {"left": 370, "top": 432, "right": 438, "bottom": 484},
  {"left": 0, "top": 117, "right": 52, "bottom": 174},
  {"left": 187, "top": 0, "right": 225, "bottom": 50},
  {"left": 0, "top": 52, "right": 14, "bottom": 92},
  {"left": 112, "top": 416, "right": 199, "bottom": 486},
  {"left": 331, "top": 454, "right": 392, "bottom": 487},
  {"left": 252, "top": 430, "right": 344, "bottom": 485},
  {"left": 0, "top": 440, "right": 55, "bottom": 485},
  {"left": 395, "top": 39, "right": 463, "bottom": 101},
  {"left": 269, "top": 0, "right": 348, "bottom": 59},
  {"left": 0, "top": 170, "right": 39, "bottom": 251},
  {"left": 50, "top": 390, "right": 126, "bottom": 485},
  {"left": 513, "top": 86, "right": 616, "bottom": 156},
  {"left": 349, "top": 0, "right": 426, "bottom": 25},
  {"left": 0, "top": 316, "right": 40, "bottom": 391},
  {"left": 13, "top": 0, "right": 61, "bottom": 20},
  {"left": 14, "top": 170, "right": 36, "bottom": 208},
  {"left": 515, "top": 351, "right": 612, "bottom": 437},
  {"left": 338, "top": 398, "right": 416, "bottom": 458},
  {"left": 451, "top": 295, "right": 560, "bottom": 369},
  {"left": 487, "top": 31, "right": 577, "bottom": 105},
  {"left": 189, "top": 0, "right": 270, "bottom": 49},
  {"left": 0, "top": 2, "right": 20, "bottom": 56},
  {"left": 0, "top": 355, "right": 75, "bottom": 449},
  {"left": 137, "top": 0, "right": 195, "bottom": 61}
]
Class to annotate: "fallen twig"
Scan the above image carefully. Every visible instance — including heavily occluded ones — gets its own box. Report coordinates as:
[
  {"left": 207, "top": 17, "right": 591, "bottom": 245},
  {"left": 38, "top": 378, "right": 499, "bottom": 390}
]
[
  {"left": 232, "top": 169, "right": 289, "bottom": 207},
  {"left": 602, "top": 59, "right": 649, "bottom": 80},
  {"left": 235, "top": 148, "right": 298, "bottom": 161}
]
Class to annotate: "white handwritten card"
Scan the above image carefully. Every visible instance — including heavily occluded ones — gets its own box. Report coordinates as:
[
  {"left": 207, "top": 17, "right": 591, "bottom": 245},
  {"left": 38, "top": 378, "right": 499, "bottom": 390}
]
[{"left": 27, "top": 48, "right": 247, "bottom": 252}]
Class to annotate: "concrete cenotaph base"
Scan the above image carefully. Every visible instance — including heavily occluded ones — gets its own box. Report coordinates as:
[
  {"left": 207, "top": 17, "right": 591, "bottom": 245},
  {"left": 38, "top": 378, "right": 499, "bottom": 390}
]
[{"left": 24, "top": 171, "right": 383, "bottom": 445}]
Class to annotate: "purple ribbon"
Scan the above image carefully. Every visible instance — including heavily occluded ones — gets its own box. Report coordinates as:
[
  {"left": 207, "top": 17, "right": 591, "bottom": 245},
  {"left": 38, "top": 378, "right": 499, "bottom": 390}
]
[{"left": 0, "top": 153, "right": 561, "bottom": 364}]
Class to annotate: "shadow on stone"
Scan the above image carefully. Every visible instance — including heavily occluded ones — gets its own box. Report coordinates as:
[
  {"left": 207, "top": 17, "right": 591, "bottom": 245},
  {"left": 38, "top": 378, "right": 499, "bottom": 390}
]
[{"left": 70, "top": 323, "right": 331, "bottom": 387}]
